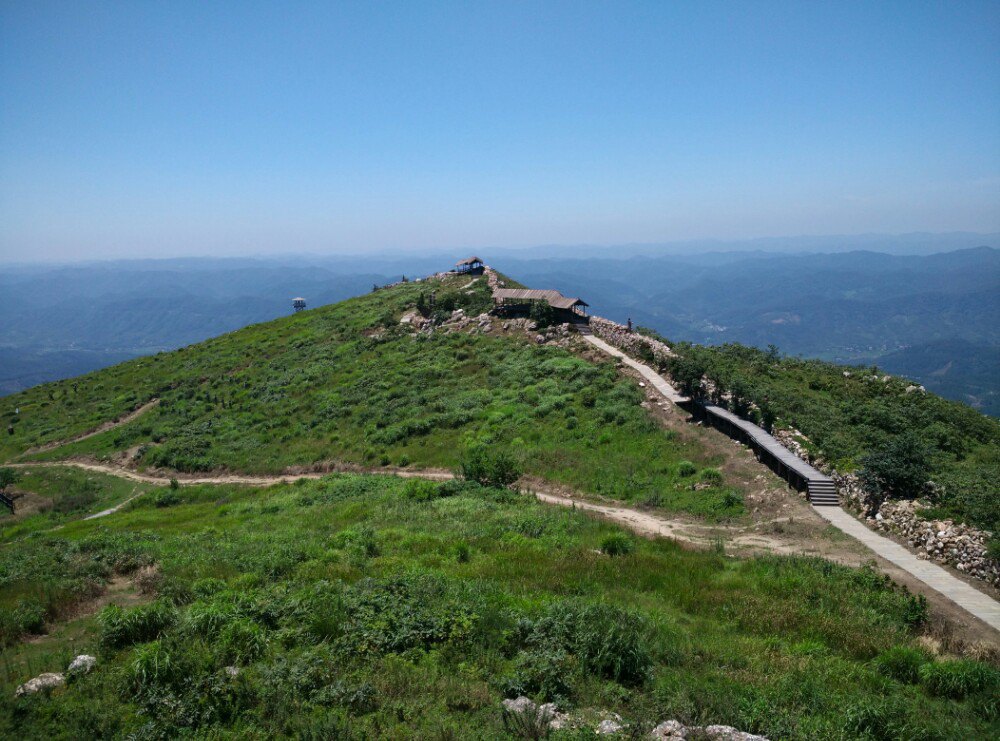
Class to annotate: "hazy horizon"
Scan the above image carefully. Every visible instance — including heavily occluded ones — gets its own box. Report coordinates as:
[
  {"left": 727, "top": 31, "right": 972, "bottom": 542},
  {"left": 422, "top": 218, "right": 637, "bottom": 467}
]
[
  {"left": 2, "top": 2, "right": 999, "bottom": 263},
  {"left": 1, "top": 230, "right": 998, "bottom": 268}
]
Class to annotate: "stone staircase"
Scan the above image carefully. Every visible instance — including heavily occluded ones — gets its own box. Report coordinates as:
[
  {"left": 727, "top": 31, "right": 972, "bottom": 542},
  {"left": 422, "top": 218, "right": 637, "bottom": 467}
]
[{"left": 807, "top": 479, "right": 840, "bottom": 506}]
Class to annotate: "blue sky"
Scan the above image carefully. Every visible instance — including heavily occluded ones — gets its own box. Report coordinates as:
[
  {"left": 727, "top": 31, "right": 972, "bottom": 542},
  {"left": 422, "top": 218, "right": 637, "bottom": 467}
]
[{"left": 1, "top": 1, "right": 998, "bottom": 261}]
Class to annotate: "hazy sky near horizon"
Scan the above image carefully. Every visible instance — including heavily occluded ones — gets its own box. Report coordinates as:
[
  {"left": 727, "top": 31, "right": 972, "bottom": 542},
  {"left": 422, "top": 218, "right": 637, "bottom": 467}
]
[{"left": 2, "top": 1, "right": 999, "bottom": 262}]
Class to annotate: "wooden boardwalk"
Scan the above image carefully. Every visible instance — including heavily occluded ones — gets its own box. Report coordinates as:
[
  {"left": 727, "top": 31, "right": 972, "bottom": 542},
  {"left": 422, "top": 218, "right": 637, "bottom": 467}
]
[
  {"left": 697, "top": 403, "right": 839, "bottom": 505},
  {"left": 584, "top": 334, "right": 837, "bottom": 503}
]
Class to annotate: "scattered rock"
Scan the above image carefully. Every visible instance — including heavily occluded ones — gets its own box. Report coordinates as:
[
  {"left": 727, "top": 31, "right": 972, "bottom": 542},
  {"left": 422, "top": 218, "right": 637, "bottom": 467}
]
[
  {"left": 67, "top": 655, "right": 97, "bottom": 676},
  {"left": 224, "top": 665, "right": 241, "bottom": 678},
  {"left": 650, "top": 720, "right": 767, "bottom": 740},
  {"left": 597, "top": 718, "right": 623, "bottom": 734},
  {"left": 15, "top": 672, "right": 65, "bottom": 697},
  {"left": 651, "top": 720, "right": 686, "bottom": 738},
  {"left": 703, "top": 724, "right": 768, "bottom": 740}
]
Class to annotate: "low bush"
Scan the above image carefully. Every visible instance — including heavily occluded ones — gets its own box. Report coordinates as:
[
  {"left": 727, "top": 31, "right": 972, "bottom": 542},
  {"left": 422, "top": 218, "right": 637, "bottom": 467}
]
[
  {"left": 460, "top": 443, "right": 522, "bottom": 489},
  {"left": 529, "top": 601, "right": 653, "bottom": 685},
  {"left": 919, "top": 659, "right": 1000, "bottom": 699},
  {"left": 503, "top": 647, "right": 577, "bottom": 702},
  {"left": 218, "top": 618, "right": 269, "bottom": 664},
  {"left": 874, "top": 645, "right": 928, "bottom": 684},
  {"left": 699, "top": 468, "right": 723, "bottom": 486},
  {"left": 600, "top": 533, "right": 635, "bottom": 557},
  {"left": 155, "top": 490, "right": 181, "bottom": 508},
  {"left": 100, "top": 600, "right": 177, "bottom": 651},
  {"left": 402, "top": 478, "right": 442, "bottom": 502},
  {"left": 676, "top": 461, "right": 697, "bottom": 477}
]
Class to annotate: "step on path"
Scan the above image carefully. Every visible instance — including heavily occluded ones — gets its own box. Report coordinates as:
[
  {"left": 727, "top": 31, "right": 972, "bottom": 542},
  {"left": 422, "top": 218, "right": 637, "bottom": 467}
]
[{"left": 581, "top": 330, "right": 1000, "bottom": 633}]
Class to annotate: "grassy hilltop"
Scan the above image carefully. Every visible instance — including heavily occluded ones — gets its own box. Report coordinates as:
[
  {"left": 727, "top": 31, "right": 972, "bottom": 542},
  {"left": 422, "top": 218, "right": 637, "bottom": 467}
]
[
  {"left": 1, "top": 273, "right": 741, "bottom": 518},
  {"left": 1, "top": 270, "right": 999, "bottom": 738}
]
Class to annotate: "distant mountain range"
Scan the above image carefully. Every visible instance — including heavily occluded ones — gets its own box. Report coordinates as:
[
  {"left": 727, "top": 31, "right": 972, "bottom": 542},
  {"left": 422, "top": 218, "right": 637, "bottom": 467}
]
[
  {"left": 498, "top": 247, "right": 1000, "bottom": 416},
  {"left": 1, "top": 246, "right": 998, "bottom": 415}
]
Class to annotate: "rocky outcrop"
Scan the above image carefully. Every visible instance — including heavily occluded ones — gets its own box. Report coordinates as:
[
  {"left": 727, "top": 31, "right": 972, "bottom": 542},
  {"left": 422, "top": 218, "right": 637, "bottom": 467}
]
[
  {"left": 15, "top": 672, "right": 65, "bottom": 697},
  {"left": 832, "top": 476, "right": 1000, "bottom": 587},
  {"left": 589, "top": 316, "right": 674, "bottom": 366},
  {"left": 67, "top": 655, "right": 97, "bottom": 676},
  {"left": 500, "top": 697, "right": 766, "bottom": 738}
]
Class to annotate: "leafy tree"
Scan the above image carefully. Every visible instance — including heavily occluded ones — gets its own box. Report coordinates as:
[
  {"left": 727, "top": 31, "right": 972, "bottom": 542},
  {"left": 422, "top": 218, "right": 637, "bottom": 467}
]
[
  {"left": 528, "top": 301, "right": 557, "bottom": 329},
  {"left": 859, "top": 433, "right": 933, "bottom": 515},
  {"left": 0, "top": 467, "right": 19, "bottom": 494},
  {"left": 666, "top": 356, "right": 706, "bottom": 399}
]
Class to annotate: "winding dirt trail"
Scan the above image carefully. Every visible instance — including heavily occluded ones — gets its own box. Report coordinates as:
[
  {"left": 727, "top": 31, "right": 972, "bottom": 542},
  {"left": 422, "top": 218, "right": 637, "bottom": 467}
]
[
  {"left": 3, "top": 460, "right": 867, "bottom": 558},
  {"left": 9, "top": 457, "right": 999, "bottom": 642},
  {"left": 20, "top": 399, "right": 161, "bottom": 457}
]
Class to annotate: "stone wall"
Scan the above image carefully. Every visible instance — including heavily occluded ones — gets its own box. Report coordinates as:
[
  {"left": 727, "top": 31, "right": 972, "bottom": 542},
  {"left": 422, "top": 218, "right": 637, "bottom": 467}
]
[
  {"left": 834, "top": 473, "right": 1000, "bottom": 587},
  {"left": 589, "top": 316, "right": 674, "bottom": 366}
]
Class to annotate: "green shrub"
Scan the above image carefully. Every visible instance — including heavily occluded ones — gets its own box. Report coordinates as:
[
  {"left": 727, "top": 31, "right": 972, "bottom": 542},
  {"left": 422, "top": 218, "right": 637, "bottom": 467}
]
[
  {"left": 677, "top": 461, "right": 697, "bottom": 477},
  {"left": 919, "top": 659, "right": 1000, "bottom": 699},
  {"left": 338, "top": 573, "right": 480, "bottom": 655},
  {"left": 100, "top": 600, "right": 177, "bottom": 651},
  {"left": 460, "top": 443, "right": 522, "bottom": 489},
  {"left": 601, "top": 533, "right": 635, "bottom": 557},
  {"left": 125, "top": 640, "right": 178, "bottom": 693},
  {"left": 155, "top": 490, "right": 181, "bottom": 508},
  {"left": 403, "top": 478, "right": 442, "bottom": 502},
  {"left": 504, "top": 647, "right": 577, "bottom": 702},
  {"left": 842, "top": 698, "right": 903, "bottom": 741},
  {"left": 699, "top": 468, "right": 723, "bottom": 486},
  {"left": 332, "top": 525, "right": 379, "bottom": 563},
  {"left": 874, "top": 646, "right": 928, "bottom": 683},
  {"left": 219, "top": 618, "right": 269, "bottom": 664},
  {"left": 531, "top": 601, "right": 653, "bottom": 685}
]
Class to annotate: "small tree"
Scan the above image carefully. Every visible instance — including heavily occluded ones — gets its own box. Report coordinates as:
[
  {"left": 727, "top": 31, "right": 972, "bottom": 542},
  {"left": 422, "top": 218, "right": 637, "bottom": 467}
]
[
  {"left": 859, "top": 433, "right": 933, "bottom": 516},
  {"left": 528, "top": 301, "right": 557, "bottom": 329},
  {"left": 0, "top": 467, "right": 19, "bottom": 494},
  {"left": 666, "top": 356, "right": 706, "bottom": 399}
]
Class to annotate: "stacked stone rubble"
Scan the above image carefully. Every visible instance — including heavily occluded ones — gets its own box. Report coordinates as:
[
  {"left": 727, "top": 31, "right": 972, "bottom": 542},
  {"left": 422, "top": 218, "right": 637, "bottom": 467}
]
[{"left": 589, "top": 316, "right": 674, "bottom": 366}]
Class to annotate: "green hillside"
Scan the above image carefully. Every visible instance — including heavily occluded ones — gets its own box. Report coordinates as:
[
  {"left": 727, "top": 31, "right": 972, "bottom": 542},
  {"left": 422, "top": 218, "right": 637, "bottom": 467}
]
[
  {"left": 2, "top": 271, "right": 999, "bottom": 737},
  {"left": 3, "top": 473, "right": 997, "bottom": 738}
]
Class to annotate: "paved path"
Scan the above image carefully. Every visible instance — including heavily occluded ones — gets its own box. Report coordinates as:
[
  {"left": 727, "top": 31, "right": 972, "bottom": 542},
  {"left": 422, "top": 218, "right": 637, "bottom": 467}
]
[
  {"left": 818, "top": 507, "right": 1000, "bottom": 630},
  {"left": 584, "top": 330, "right": 1000, "bottom": 633},
  {"left": 583, "top": 335, "right": 688, "bottom": 403}
]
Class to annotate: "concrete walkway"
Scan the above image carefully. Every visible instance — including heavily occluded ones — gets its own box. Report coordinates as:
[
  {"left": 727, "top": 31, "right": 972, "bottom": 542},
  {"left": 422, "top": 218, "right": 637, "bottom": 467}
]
[
  {"left": 584, "top": 331, "right": 1000, "bottom": 633},
  {"left": 583, "top": 335, "right": 688, "bottom": 403},
  {"left": 818, "top": 507, "right": 1000, "bottom": 630}
]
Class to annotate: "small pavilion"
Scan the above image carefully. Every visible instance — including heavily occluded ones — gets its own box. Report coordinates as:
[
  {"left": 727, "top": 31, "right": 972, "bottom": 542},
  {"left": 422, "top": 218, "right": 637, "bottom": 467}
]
[{"left": 455, "top": 256, "right": 485, "bottom": 275}]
